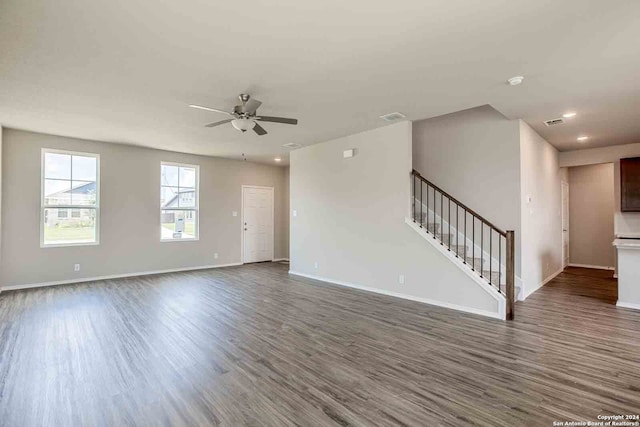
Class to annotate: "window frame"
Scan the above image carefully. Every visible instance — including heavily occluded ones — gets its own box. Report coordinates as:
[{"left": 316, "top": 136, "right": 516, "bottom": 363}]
[
  {"left": 160, "top": 161, "right": 200, "bottom": 242},
  {"left": 40, "top": 148, "right": 101, "bottom": 248}
]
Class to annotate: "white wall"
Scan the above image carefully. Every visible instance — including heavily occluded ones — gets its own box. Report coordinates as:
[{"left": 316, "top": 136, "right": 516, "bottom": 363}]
[
  {"left": 0, "top": 129, "right": 289, "bottom": 288},
  {"left": 568, "top": 163, "right": 615, "bottom": 269},
  {"left": 0, "top": 125, "right": 3, "bottom": 293},
  {"left": 559, "top": 143, "right": 640, "bottom": 238},
  {"left": 290, "top": 121, "right": 501, "bottom": 317},
  {"left": 412, "top": 105, "right": 522, "bottom": 275},
  {"left": 519, "top": 121, "right": 564, "bottom": 298},
  {"left": 282, "top": 167, "right": 290, "bottom": 259}
]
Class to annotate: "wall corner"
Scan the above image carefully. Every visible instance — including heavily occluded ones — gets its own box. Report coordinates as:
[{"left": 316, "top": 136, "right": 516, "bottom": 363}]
[{"left": 0, "top": 125, "right": 3, "bottom": 293}]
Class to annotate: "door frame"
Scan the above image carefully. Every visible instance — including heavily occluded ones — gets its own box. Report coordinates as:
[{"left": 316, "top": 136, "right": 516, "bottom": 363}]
[
  {"left": 561, "top": 180, "right": 570, "bottom": 268},
  {"left": 241, "top": 185, "right": 275, "bottom": 264}
]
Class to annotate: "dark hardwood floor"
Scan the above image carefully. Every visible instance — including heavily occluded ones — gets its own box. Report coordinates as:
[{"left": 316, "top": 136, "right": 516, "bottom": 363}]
[{"left": 1, "top": 264, "right": 639, "bottom": 426}]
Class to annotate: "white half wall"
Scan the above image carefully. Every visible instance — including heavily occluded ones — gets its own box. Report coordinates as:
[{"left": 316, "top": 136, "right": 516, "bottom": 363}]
[
  {"left": 0, "top": 128, "right": 289, "bottom": 288},
  {"left": 290, "top": 121, "right": 501, "bottom": 318},
  {"left": 519, "top": 121, "right": 564, "bottom": 298}
]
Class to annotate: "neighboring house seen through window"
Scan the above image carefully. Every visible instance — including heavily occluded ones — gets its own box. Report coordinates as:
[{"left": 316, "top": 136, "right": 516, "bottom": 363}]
[
  {"left": 161, "top": 162, "right": 199, "bottom": 241},
  {"left": 42, "top": 149, "right": 99, "bottom": 246}
]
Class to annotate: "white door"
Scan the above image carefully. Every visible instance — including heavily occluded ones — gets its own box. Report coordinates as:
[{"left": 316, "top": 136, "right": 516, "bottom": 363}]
[
  {"left": 562, "top": 181, "right": 570, "bottom": 268},
  {"left": 243, "top": 186, "right": 274, "bottom": 263}
]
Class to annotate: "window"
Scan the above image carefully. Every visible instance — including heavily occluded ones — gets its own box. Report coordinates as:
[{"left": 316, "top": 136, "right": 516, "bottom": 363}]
[
  {"left": 42, "top": 149, "right": 99, "bottom": 246},
  {"left": 160, "top": 162, "right": 198, "bottom": 241}
]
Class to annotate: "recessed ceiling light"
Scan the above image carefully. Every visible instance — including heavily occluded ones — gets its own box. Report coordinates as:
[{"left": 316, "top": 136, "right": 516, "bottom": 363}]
[
  {"left": 274, "top": 158, "right": 282, "bottom": 162},
  {"left": 507, "top": 76, "right": 524, "bottom": 86},
  {"left": 577, "top": 136, "right": 589, "bottom": 142},
  {"left": 283, "top": 143, "right": 300, "bottom": 149},
  {"left": 563, "top": 112, "right": 577, "bottom": 118}
]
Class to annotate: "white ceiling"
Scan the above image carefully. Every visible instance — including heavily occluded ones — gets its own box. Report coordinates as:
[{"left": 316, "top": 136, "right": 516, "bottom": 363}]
[{"left": 1, "top": 0, "right": 640, "bottom": 165}]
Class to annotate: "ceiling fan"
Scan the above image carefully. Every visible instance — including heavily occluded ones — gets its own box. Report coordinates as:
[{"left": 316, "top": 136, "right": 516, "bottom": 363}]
[{"left": 189, "top": 94, "right": 298, "bottom": 136}]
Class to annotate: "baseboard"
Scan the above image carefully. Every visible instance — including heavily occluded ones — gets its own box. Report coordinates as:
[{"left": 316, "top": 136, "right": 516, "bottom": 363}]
[
  {"left": 515, "top": 276, "right": 524, "bottom": 301},
  {"left": 522, "top": 267, "right": 564, "bottom": 300},
  {"left": 1, "top": 263, "right": 243, "bottom": 292},
  {"left": 568, "top": 263, "right": 615, "bottom": 271},
  {"left": 272, "top": 258, "right": 290, "bottom": 262},
  {"left": 288, "top": 270, "right": 504, "bottom": 320},
  {"left": 616, "top": 301, "right": 640, "bottom": 311}
]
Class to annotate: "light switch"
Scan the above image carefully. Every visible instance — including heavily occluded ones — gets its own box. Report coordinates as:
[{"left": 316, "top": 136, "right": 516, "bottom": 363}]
[{"left": 232, "top": 211, "right": 238, "bottom": 217}]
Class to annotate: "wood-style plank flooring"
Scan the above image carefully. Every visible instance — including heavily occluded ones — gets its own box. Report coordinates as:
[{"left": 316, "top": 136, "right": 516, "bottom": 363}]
[{"left": 1, "top": 264, "right": 639, "bottom": 426}]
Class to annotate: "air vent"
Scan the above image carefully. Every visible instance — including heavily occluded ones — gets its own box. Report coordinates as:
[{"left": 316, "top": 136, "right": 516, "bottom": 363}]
[
  {"left": 544, "top": 118, "right": 565, "bottom": 127},
  {"left": 380, "top": 112, "right": 407, "bottom": 122},
  {"left": 283, "top": 143, "right": 301, "bottom": 149}
]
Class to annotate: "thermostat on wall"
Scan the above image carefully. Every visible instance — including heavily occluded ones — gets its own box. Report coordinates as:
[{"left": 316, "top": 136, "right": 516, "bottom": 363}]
[{"left": 343, "top": 149, "right": 356, "bottom": 159}]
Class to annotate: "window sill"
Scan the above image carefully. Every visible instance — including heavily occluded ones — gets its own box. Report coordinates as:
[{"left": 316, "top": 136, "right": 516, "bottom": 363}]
[
  {"left": 160, "top": 238, "right": 200, "bottom": 243},
  {"left": 41, "top": 241, "right": 100, "bottom": 249}
]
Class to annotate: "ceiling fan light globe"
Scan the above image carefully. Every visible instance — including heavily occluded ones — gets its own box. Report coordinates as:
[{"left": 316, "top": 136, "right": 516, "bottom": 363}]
[{"left": 232, "top": 118, "right": 256, "bottom": 132}]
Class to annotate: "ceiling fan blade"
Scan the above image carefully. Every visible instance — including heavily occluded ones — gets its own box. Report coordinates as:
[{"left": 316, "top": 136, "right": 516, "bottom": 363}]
[
  {"left": 256, "top": 116, "right": 298, "bottom": 125},
  {"left": 253, "top": 122, "right": 268, "bottom": 135},
  {"left": 242, "top": 98, "right": 262, "bottom": 114},
  {"left": 189, "top": 104, "right": 233, "bottom": 116},
  {"left": 205, "top": 119, "right": 233, "bottom": 128}
]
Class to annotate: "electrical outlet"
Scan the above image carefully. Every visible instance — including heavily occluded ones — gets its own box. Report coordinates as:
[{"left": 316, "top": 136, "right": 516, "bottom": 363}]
[
  {"left": 314, "top": 262, "right": 318, "bottom": 269},
  {"left": 74, "top": 264, "right": 80, "bottom": 272},
  {"left": 399, "top": 275, "right": 405, "bottom": 285},
  {"left": 214, "top": 253, "right": 218, "bottom": 259},
  {"left": 293, "top": 210, "right": 298, "bottom": 217},
  {"left": 232, "top": 211, "right": 238, "bottom": 217}
]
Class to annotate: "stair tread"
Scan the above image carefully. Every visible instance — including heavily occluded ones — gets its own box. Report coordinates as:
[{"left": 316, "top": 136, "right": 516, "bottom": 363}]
[
  {"left": 482, "top": 270, "right": 501, "bottom": 275},
  {"left": 415, "top": 218, "right": 502, "bottom": 284}
]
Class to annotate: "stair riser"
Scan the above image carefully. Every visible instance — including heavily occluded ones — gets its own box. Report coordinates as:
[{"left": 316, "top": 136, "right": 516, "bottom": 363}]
[
  {"left": 483, "top": 272, "right": 501, "bottom": 285},
  {"left": 421, "top": 223, "right": 441, "bottom": 234},
  {"left": 416, "top": 215, "right": 441, "bottom": 234}
]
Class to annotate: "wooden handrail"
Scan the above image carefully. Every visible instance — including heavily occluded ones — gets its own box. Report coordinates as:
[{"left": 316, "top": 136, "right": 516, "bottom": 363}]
[
  {"left": 411, "top": 169, "right": 516, "bottom": 320},
  {"left": 412, "top": 170, "right": 507, "bottom": 237}
]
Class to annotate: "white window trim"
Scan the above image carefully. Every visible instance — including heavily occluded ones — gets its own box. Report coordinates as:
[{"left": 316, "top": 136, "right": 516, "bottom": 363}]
[
  {"left": 40, "top": 148, "right": 101, "bottom": 248},
  {"left": 160, "top": 161, "right": 200, "bottom": 242}
]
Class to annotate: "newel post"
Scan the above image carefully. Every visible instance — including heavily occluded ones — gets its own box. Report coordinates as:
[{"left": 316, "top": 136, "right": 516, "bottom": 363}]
[{"left": 505, "top": 230, "right": 515, "bottom": 320}]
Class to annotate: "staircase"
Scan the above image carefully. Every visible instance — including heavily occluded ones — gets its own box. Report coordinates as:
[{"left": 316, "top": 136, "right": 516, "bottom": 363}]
[{"left": 411, "top": 170, "right": 515, "bottom": 319}]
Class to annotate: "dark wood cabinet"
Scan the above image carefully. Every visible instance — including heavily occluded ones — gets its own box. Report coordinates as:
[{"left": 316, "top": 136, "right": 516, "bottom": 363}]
[{"left": 621, "top": 157, "right": 640, "bottom": 212}]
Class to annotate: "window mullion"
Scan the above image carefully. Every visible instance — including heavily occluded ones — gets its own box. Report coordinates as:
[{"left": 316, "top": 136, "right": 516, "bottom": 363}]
[
  {"left": 43, "top": 205, "right": 97, "bottom": 209},
  {"left": 70, "top": 156, "right": 74, "bottom": 205}
]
